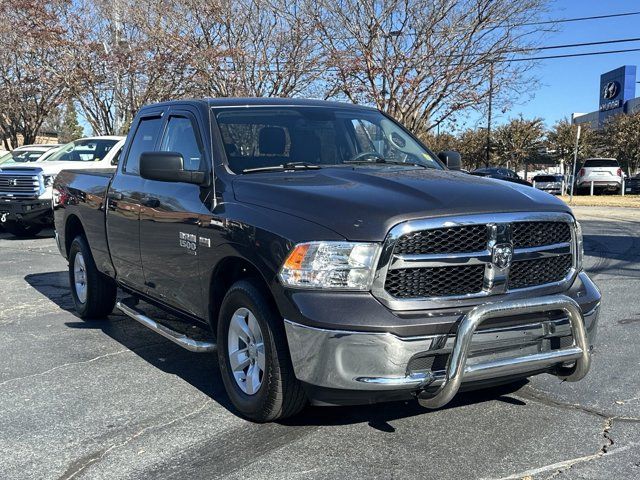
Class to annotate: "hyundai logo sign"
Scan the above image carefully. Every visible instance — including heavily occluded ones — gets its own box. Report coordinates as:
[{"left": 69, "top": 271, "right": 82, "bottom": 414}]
[{"left": 603, "top": 81, "right": 620, "bottom": 100}]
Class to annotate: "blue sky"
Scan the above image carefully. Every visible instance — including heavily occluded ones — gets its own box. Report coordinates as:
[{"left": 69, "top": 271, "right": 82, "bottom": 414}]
[{"left": 489, "top": 0, "right": 640, "bottom": 128}]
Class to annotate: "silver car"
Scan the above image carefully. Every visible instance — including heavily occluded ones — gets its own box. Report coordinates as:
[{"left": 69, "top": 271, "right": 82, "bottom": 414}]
[
  {"left": 576, "top": 158, "right": 622, "bottom": 194},
  {"left": 533, "top": 174, "right": 563, "bottom": 195}
]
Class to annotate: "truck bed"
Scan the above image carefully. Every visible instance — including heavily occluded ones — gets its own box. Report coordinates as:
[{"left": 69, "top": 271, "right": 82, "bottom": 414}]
[{"left": 53, "top": 168, "right": 115, "bottom": 275}]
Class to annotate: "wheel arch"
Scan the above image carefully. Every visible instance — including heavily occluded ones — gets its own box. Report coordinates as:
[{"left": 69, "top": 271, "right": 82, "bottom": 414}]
[
  {"left": 207, "top": 255, "right": 278, "bottom": 335},
  {"left": 64, "top": 214, "right": 86, "bottom": 256}
]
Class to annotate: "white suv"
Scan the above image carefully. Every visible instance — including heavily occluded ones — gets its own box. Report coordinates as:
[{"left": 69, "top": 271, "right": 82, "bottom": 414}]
[{"left": 576, "top": 158, "right": 623, "bottom": 194}]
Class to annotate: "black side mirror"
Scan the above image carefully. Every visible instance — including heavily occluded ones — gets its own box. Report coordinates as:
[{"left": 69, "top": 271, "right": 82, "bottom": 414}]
[
  {"left": 139, "top": 151, "right": 206, "bottom": 185},
  {"left": 110, "top": 151, "right": 120, "bottom": 166},
  {"left": 438, "top": 150, "right": 462, "bottom": 170}
]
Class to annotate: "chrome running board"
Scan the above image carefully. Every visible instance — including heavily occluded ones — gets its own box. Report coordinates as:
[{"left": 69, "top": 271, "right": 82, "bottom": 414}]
[
  {"left": 116, "top": 300, "right": 216, "bottom": 353},
  {"left": 418, "top": 294, "right": 591, "bottom": 409}
]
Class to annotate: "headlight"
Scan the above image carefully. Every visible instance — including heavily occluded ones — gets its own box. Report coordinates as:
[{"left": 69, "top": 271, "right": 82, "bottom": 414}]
[
  {"left": 43, "top": 174, "right": 56, "bottom": 188},
  {"left": 575, "top": 221, "right": 584, "bottom": 271},
  {"left": 279, "top": 241, "right": 380, "bottom": 290}
]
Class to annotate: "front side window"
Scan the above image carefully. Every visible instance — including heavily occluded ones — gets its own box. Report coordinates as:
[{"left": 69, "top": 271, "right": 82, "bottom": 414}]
[
  {"left": 160, "top": 116, "right": 205, "bottom": 171},
  {"left": 215, "top": 107, "right": 442, "bottom": 174},
  {"left": 46, "top": 139, "right": 117, "bottom": 163},
  {"left": 124, "top": 117, "right": 163, "bottom": 174}
]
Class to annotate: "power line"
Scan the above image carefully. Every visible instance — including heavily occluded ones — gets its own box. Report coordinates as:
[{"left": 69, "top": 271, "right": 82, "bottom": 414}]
[
  {"left": 510, "top": 46, "right": 640, "bottom": 62},
  {"left": 514, "top": 10, "right": 640, "bottom": 27},
  {"left": 532, "top": 36, "right": 640, "bottom": 52}
]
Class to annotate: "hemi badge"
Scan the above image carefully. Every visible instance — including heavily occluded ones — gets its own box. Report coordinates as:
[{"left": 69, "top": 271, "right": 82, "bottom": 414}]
[{"left": 199, "top": 237, "right": 211, "bottom": 248}]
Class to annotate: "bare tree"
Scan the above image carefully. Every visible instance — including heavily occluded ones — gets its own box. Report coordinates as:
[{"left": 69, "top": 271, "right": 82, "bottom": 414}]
[
  {"left": 314, "top": 0, "right": 548, "bottom": 134},
  {"left": 59, "top": 0, "right": 197, "bottom": 135},
  {"left": 174, "top": 0, "right": 323, "bottom": 98},
  {"left": 0, "top": 1, "right": 68, "bottom": 148}
]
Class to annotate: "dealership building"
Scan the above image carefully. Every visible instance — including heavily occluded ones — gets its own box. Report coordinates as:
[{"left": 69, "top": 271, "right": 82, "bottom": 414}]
[{"left": 573, "top": 65, "right": 640, "bottom": 128}]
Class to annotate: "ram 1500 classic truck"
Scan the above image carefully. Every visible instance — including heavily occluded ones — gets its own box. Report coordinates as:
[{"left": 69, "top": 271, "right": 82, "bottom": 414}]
[
  {"left": 0, "top": 136, "right": 124, "bottom": 237},
  {"left": 53, "top": 99, "right": 600, "bottom": 422}
]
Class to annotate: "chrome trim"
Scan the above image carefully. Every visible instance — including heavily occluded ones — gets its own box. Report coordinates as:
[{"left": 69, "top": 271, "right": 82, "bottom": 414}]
[
  {"left": 116, "top": 301, "right": 216, "bottom": 353},
  {"left": 418, "top": 295, "right": 590, "bottom": 408},
  {"left": 0, "top": 170, "right": 43, "bottom": 199},
  {"left": 283, "top": 297, "right": 598, "bottom": 392},
  {"left": 372, "top": 212, "right": 577, "bottom": 311}
]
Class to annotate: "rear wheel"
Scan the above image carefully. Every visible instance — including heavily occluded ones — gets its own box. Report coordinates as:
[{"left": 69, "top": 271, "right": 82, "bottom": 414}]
[
  {"left": 3, "top": 221, "right": 42, "bottom": 238},
  {"left": 217, "top": 279, "right": 307, "bottom": 422},
  {"left": 68, "top": 235, "right": 117, "bottom": 319}
]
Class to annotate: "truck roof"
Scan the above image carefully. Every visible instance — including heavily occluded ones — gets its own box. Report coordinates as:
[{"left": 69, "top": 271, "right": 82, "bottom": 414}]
[{"left": 141, "top": 97, "right": 378, "bottom": 111}]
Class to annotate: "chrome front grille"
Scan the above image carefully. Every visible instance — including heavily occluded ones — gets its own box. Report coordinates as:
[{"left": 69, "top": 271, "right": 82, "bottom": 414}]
[
  {"left": 508, "top": 254, "right": 573, "bottom": 289},
  {"left": 373, "top": 212, "right": 577, "bottom": 309},
  {"left": 385, "top": 264, "right": 485, "bottom": 298},
  {"left": 394, "top": 224, "right": 488, "bottom": 254},
  {"left": 0, "top": 172, "right": 41, "bottom": 198},
  {"left": 512, "top": 221, "right": 571, "bottom": 248}
]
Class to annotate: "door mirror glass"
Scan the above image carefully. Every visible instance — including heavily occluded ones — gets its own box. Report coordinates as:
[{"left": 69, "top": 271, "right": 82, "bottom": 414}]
[
  {"left": 438, "top": 150, "right": 462, "bottom": 170},
  {"left": 139, "top": 151, "right": 205, "bottom": 184}
]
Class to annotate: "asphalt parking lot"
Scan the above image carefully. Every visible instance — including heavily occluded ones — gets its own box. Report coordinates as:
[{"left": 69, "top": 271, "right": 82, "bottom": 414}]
[{"left": 0, "top": 207, "right": 639, "bottom": 480}]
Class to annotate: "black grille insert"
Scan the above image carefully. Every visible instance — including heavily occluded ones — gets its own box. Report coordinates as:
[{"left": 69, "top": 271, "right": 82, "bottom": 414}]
[
  {"left": 508, "top": 254, "right": 573, "bottom": 289},
  {"left": 385, "top": 264, "right": 485, "bottom": 298},
  {"left": 394, "top": 225, "right": 488, "bottom": 255},
  {"left": 512, "top": 221, "right": 571, "bottom": 248}
]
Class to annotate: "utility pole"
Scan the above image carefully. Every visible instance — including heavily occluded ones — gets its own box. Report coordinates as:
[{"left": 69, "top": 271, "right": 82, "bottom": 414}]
[
  {"left": 485, "top": 62, "right": 494, "bottom": 168},
  {"left": 113, "top": 0, "right": 122, "bottom": 135}
]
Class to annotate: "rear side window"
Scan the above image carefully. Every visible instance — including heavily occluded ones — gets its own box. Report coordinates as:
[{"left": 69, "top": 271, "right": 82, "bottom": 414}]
[
  {"left": 534, "top": 175, "right": 557, "bottom": 182},
  {"left": 160, "top": 116, "right": 205, "bottom": 171},
  {"left": 583, "top": 159, "right": 619, "bottom": 168},
  {"left": 124, "top": 116, "right": 163, "bottom": 174}
]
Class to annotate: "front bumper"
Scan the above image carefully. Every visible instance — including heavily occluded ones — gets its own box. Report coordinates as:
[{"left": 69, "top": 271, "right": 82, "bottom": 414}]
[
  {"left": 0, "top": 198, "right": 52, "bottom": 224},
  {"left": 284, "top": 272, "right": 600, "bottom": 406}
]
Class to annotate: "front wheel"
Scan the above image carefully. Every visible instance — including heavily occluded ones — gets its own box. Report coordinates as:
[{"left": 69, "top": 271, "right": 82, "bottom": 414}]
[
  {"left": 217, "top": 279, "right": 307, "bottom": 422},
  {"left": 3, "top": 221, "right": 43, "bottom": 238},
  {"left": 69, "top": 235, "right": 117, "bottom": 319}
]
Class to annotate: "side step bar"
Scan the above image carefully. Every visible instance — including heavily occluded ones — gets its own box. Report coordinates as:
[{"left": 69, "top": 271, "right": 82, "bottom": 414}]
[
  {"left": 116, "top": 300, "right": 216, "bottom": 353},
  {"left": 418, "top": 294, "right": 591, "bottom": 409}
]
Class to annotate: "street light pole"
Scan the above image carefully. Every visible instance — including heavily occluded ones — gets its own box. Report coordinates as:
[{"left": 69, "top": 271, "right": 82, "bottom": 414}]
[{"left": 569, "top": 125, "right": 582, "bottom": 202}]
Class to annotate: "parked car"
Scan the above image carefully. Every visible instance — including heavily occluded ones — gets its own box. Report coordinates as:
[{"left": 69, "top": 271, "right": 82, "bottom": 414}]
[
  {"left": 625, "top": 175, "right": 640, "bottom": 195},
  {"left": 575, "top": 158, "right": 623, "bottom": 194},
  {"left": 532, "top": 174, "right": 564, "bottom": 195},
  {"left": 0, "top": 136, "right": 124, "bottom": 237},
  {"left": 0, "top": 144, "right": 61, "bottom": 166},
  {"left": 470, "top": 167, "right": 533, "bottom": 186},
  {"left": 53, "top": 98, "right": 599, "bottom": 422}
]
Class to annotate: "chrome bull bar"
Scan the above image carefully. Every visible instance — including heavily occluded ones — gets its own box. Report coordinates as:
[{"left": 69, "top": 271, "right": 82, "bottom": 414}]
[{"left": 418, "top": 294, "right": 591, "bottom": 409}]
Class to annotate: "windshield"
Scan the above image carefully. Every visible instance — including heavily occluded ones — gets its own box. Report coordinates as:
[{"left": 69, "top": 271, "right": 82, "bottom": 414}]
[
  {"left": 0, "top": 149, "right": 51, "bottom": 165},
  {"left": 534, "top": 175, "right": 561, "bottom": 182},
  {"left": 214, "top": 107, "right": 443, "bottom": 174},
  {"left": 46, "top": 139, "right": 118, "bottom": 162},
  {"left": 583, "top": 159, "right": 619, "bottom": 168}
]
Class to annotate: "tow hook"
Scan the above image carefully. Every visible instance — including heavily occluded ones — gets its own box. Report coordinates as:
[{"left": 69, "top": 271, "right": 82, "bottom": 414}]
[{"left": 0, "top": 213, "right": 7, "bottom": 223}]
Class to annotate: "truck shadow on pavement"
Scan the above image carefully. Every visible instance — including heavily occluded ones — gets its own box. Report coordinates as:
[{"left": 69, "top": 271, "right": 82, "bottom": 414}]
[
  {"left": 0, "top": 227, "right": 55, "bottom": 240},
  {"left": 25, "top": 270, "right": 530, "bottom": 428}
]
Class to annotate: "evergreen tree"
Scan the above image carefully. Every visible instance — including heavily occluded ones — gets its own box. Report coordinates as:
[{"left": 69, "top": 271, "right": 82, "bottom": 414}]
[{"left": 58, "top": 101, "right": 84, "bottom": 143}]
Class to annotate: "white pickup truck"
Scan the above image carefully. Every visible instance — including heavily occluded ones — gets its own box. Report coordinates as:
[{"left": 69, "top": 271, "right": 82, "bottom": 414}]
[{"left": 0, "top": 136, "right": 124, "bottom": 237}]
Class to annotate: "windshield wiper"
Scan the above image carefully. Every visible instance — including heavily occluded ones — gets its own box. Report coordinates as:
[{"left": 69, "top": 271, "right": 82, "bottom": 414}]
[
  {"left": 242, "top": 162, "right": 322, "bottom": 174},
  {"left": 343, "top": 158, "right": 429, "bottom": 169}
]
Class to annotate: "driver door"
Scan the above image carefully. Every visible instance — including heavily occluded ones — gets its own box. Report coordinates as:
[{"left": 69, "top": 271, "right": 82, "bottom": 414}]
[{"left": 139, "top": 108, "right": 211, "bottom": 317}]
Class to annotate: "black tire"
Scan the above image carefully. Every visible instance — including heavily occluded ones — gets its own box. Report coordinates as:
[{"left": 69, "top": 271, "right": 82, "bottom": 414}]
[
  {"left": 68, "top": 235, "right": 117, "bottom": 319},
  {"left": 217, "top": 279, "right": 307, "bottom": 422},
  {"left": 3, "top": 221, "right": 42, "bottom": 238}
]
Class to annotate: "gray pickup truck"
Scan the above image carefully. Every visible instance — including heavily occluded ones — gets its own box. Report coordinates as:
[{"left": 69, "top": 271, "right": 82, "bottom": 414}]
[{"left": 53, "top": 98, "right": 601, "bottom": 422}]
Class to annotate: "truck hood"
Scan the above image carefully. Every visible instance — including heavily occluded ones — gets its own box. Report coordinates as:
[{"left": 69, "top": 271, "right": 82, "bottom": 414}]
[
  {"left": 232, "top": 166, "right": 572, "bottom": 240},
  {"left": 0, "top": 161, "right": 104, "bottom": 176}
]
